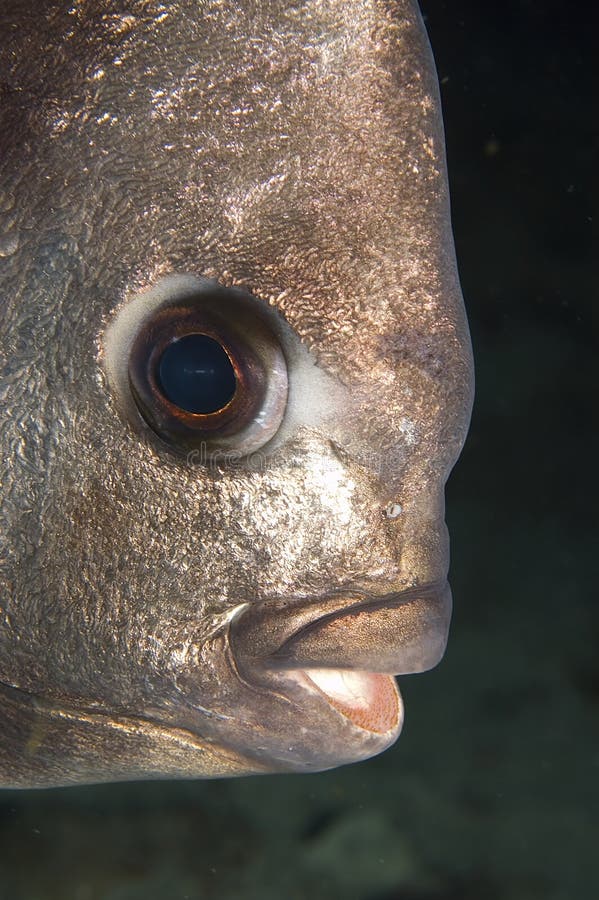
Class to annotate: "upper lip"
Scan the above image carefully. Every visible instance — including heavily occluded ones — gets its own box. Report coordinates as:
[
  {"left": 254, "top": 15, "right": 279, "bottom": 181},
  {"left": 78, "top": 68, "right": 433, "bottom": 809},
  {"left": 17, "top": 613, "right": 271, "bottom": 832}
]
[{"left": 229, "top": 580, "right": 452, "bottom": 676}]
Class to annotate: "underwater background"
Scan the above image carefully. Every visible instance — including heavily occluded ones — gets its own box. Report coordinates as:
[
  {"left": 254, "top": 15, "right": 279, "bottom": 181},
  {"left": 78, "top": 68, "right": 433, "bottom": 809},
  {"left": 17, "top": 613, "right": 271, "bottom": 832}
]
[{"left": 0, "top": 1, "right": 594, "bottom": 897}]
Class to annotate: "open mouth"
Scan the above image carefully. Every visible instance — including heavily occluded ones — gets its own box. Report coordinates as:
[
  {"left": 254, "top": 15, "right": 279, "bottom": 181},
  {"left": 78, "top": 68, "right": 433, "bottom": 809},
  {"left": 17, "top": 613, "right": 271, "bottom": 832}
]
[
  {"left": 230, "top": 580, "right": 451, "bottom": 736},
  {"left": 286, "top": 667, "right": 403, "bottom": 735}
]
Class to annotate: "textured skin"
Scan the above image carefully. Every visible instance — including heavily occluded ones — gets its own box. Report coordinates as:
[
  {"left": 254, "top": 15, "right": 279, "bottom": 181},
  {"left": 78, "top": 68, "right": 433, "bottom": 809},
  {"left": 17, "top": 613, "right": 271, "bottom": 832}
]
[{"left": 0, "top": 0, "right": 473, "bottom": 786}]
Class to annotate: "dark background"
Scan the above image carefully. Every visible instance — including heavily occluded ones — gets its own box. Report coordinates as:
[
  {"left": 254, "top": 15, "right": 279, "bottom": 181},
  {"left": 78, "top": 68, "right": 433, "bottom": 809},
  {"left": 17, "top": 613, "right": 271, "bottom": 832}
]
[{"left": 0, "top": 2, "right": 595, "bottom": 898}]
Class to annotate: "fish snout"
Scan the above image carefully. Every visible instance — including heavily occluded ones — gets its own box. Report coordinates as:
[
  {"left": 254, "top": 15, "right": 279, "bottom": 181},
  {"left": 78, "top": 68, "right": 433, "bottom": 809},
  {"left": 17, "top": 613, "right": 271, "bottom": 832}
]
[{"left": 226, "top": 582, "right": 449, "bottom": 749}]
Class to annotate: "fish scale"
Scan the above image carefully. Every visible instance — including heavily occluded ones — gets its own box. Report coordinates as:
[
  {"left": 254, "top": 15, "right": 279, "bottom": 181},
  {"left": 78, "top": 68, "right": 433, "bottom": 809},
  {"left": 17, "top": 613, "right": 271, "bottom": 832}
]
[{"left": 0, "top": 0, "right": 472, "bottom": 787}]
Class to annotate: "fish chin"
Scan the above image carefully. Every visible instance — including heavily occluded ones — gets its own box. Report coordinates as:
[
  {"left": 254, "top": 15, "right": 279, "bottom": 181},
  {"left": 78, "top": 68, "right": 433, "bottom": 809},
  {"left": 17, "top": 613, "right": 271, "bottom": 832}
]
[{"left": 0, "top": 673, "right": 400, "bottom": 785}]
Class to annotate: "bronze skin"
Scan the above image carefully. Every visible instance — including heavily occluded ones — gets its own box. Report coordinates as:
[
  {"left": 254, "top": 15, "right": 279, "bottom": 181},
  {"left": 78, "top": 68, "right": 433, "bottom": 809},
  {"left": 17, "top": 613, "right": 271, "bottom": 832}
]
[{"left": 0, "top": 0, "right": 473, "bottom": 787}]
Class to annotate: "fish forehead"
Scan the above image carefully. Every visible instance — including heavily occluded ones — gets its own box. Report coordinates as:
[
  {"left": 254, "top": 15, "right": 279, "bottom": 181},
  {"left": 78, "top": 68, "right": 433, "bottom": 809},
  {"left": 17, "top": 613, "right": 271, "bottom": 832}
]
[
  {"left": 0, "top": 1, "right": 472, "bottom": 780},
  {"left": 1, "top": 0, "right": 467, "bottom": 358}
]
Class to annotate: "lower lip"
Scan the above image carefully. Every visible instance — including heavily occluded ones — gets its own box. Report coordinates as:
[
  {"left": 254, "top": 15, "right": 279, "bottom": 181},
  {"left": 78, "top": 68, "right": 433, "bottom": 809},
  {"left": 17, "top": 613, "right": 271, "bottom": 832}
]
[{"left": 292, "top": 668, "right": 403, "bottom": 735}]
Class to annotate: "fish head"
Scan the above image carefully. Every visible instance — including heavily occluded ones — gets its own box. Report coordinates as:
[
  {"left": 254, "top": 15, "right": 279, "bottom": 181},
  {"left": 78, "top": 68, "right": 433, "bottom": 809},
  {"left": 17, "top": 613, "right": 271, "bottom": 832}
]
[{"left": 0, "top": 0, "right": 473, "bottom": 785}]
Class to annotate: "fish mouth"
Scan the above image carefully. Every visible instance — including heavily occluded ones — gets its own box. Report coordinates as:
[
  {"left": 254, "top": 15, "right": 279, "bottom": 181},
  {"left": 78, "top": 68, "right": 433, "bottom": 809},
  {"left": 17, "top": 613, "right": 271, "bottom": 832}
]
[{"left": 230, "top": 580, "right": 451, "bottom": 736}]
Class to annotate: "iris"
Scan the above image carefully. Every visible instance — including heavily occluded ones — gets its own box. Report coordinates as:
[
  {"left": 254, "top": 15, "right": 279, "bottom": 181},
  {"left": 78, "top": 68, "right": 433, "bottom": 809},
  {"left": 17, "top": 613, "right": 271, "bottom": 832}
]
[{"left": 158, "top": 334, "right": 237, "bottom": 414}]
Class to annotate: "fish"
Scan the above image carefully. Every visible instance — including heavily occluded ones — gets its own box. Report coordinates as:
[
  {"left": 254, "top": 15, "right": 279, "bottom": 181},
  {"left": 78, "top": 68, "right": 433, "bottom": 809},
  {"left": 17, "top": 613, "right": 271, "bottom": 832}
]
[{"left": 0, "top": 0, "right": 473, "bottom": 787}]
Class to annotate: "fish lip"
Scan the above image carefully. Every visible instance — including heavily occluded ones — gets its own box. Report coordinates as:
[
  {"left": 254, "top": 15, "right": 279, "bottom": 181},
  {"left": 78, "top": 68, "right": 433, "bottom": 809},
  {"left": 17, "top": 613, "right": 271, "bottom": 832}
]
[
  {"left": 273, "top": 583, "right": 445, "bottom": 653},
  {"left": 230, "top": 580, "right": 452, "bottom": 677}
]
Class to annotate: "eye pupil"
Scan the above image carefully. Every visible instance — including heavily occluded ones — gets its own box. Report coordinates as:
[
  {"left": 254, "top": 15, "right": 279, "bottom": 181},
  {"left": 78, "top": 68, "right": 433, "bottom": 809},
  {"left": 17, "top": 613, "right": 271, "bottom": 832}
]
[{"left": 158, "top": 333, "right": 237, "bottom": 414}]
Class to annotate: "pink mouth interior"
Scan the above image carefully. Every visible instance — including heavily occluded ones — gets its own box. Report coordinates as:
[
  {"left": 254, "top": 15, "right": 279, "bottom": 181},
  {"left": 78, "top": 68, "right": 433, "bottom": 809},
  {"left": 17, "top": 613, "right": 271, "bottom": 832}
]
[{"left": 301, "top": 669, "right": 402, "bottom": 734}]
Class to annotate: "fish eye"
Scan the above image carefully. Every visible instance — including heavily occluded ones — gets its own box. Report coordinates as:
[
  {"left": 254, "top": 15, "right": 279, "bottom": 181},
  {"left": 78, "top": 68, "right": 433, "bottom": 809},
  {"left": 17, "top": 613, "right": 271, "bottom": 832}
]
[
  {"left": 127, "top": 284, "right": 288, "bottom": 457},
  {"left": 158, "top": 334, "right": 237, "bottom": 415}
]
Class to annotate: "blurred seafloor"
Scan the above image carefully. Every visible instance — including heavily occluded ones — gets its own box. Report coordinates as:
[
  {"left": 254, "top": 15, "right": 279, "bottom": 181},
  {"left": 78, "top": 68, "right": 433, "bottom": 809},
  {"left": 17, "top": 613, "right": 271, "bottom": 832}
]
[{"left": 0, "top": 1, "right": 595, "bottom": 898}]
